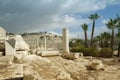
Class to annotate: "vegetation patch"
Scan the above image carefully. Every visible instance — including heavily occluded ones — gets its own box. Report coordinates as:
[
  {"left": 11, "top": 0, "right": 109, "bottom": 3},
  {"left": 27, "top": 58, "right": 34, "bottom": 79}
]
[{"left": 99, "top": 48, "right": 112, "bottom": 58}]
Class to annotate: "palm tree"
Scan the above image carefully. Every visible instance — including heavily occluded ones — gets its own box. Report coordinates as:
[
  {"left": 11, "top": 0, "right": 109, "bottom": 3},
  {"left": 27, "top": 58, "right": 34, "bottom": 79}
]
[
  {"left": 95, "top": 32, "right": 111, "bottom": 48},
  {"left": 95, "top": 35, "right": 102, "bottom": 48},
  {"left": 106, "top": 18, "right": 118, "bottom": 51},
  {"left": 89, "top": 13, "right": 100, "bottom": 46},
  {"left": 82, "top": 23, "right": 88, "bottom": 48},
  {"left": 116, "top": 14, "right": 120, "bottom": 23},
  {"left": 115, "top": 14, "right": 120, "bottom": 56},
  {"left": 118, "top": 41, "right": 120, "bottom": 57},
  {"left": 100, "top": 32, "right": 111, "bottom": 48},
  {"left": 116, "top": 14, "right": 120, "bottom": 37},
  {"left": 116, "top": 28, "right": 120, "bottom": 37}
]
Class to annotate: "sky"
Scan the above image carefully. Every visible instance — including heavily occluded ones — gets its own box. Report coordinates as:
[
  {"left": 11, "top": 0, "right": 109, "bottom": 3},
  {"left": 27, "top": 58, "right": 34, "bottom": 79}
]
[{"left": 0, "top": 0, "right": 120, "bottom": 39}]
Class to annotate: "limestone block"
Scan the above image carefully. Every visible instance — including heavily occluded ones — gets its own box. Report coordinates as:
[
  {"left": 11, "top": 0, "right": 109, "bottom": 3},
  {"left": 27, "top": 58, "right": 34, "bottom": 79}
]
[
  {"left": 113, "top": 50, "right": 118, "bottom": 55},
  {"left": 0, "top": 26, "right": 6, "bottom": 40},
  {"left": 74, "top": 53, "right": 80, "bottom": 59},
  {"left": 62, "top": 53, "right": 79, "bottom": 60},
  {"left": 36, "top": 50, "right": 42, "bottom": 55},
  {"left": 14, "top": 51, "right": 28, "bottom": 61},
  {"left": 5, "top": 40, "right": 15, "bottom": 56},
  {"left": 87, "top": 60, "right": 104, "bottom": 70},
  {"left": 16, "top": 51, "right": 28, "bottom": 55},
  {"left": 15, "top": 35, "right": 29, "bottom": 51},
  {"left": 0, "top": 56, "right": 13, "bottom": 65},
  {"left": 41, "top": 51, "right": 60, "bottom": 57},
  {"left": 14, "top": 54, "right": 23, "bottom": 61}
]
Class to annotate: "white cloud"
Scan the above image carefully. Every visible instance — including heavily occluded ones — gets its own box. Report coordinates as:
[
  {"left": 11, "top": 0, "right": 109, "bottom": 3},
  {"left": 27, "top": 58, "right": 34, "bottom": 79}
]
[
  {"left": 29, "top": 14, "right": 90, "bottom": 33},
  {"left": 102, "top": 19, "right": 109, "bottom": 24},
  {"left": 48, "top": 31, "right": 61, "bottom": 36},
  {"left": 0, "top": 0, "right": 120, "bottom": 34},
  {"left": 61, "top": 0, "right": 106, "bottom": 13},
  {"left": 55, "top": 14, "right": 90, "bottom": 28},
  {"left": 94, "top": 26, "right": 110, "bottom": 36},
  {"left": 104, "top": 0, "right": 120, "bottom": 5}
]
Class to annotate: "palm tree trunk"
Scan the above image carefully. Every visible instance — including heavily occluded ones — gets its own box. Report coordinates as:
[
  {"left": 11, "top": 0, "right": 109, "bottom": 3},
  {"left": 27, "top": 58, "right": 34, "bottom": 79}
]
[
  {"left": 85, "top": 31, "right": 88, "bottom": 48},
  {"left": 111, "top": 28, "right": 114, "bottom": 51},
  {"left": 90, "top": 20, "right": 95, "bottom": 46},
  {"left": 117, "top": 41, "right": 120, "bottom": 57}
]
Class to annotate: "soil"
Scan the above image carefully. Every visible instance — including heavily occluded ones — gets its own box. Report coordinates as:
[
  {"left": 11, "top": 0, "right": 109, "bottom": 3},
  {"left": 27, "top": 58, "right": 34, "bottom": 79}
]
[{"left": 19, "top": 55, "right": 120, "bottom": 80}]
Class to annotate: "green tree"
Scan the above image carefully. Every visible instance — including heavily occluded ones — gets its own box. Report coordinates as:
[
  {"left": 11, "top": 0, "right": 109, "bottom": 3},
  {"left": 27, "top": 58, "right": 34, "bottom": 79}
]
[
  {"left": 89, "top": 13, "right": 100, "bottom": 46},
  {"left": 106, "top": 18, "right": 118, "bottom": 51},
  {"left": 116, "top": 14, "right": 120, "bottom": 37},
  {"left": 115, "top": 14, "right": 120, "bottom": 56},
  {"left": 116, "top": 28, "right": 120, "bottom": 37},
  {"left": 95, "top": 32, "right": 111, "bottom": 48},
  {"left": 82, "top": 23, "right": 88, "bottom": 48},
  {"left": 100, "top": 32, "right": 111, "bottom": 48}
]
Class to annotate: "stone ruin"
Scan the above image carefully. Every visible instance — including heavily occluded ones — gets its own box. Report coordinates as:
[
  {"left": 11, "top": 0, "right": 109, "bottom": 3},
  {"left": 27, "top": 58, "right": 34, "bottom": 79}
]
[
  {"left": 0, "top": 26, "right": 29, "bottom": 79},
  {"left": 0, "top": 26, "right": 6, "bottom": 56},
  {"left": 0, "top": 26, "right": 69, "bottom": 57},
  {"left": 0, "top": 26, "right": 105, "bottom": 80},
  {"left": 0, "top": 26, "right": 6, "bottom": 40},
  {"left": 62, "top": 28, "right": 70, "bottom": 53},
  {"left": 0, "top": 26, "right": 29, "bottom": 56},
  {"left": 5, "top": 35, "right": 30, "bottom": 56}
]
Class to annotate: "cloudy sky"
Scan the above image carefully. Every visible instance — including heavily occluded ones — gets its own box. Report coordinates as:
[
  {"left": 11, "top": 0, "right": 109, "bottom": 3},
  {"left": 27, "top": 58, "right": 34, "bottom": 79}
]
[{"left": 0, "top": 0, "right": 120, "bottom": 38}]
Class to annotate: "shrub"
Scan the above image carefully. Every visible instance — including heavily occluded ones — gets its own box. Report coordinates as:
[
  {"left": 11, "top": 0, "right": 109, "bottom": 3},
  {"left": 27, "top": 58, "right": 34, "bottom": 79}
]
[
  {"left": 82, "top": 47, "right": 99, "bottom": 57},
  {"left": 70, "top": 46, "right": 99, "bottom": 57},
  {"left": 70, "top": 45, "right": 84, "bottom": 52},
  {"left": 99, "top": 48, "right": 112, "bottom": 58}
]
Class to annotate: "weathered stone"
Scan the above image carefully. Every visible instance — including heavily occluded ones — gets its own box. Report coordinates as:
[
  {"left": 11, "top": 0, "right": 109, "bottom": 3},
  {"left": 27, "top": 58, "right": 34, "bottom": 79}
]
[
  {"left": 14, "top": 54, "right": 23, "bottom": 61},
  {"left": 23, "top": 55, "right": 51, "bottom": 63},
  {"left": 79, "top": 52, "right": 83, "bottom": 57},
  {"left": 29, "top": 49, "right": 37, "bottom": 54},
  {"left": 0, "top": 64, "right": 23, "bottom": 79},
  {"left": 41, "top": 51, "right": 60, "bottom": 57},
  {"left": 87, "top": 60, "right": 104, "bottom": 70},
  {"left": 24, "top": 65, "right": 43, "bottom": 80},
  {"left": 85, "top": 56, "right": 93, "bottom": 60},
  {"left": 24, "top": 74, "right": 43, "bottom": 80},
  {"left": 0, "top": 26, "right": 6, "bottom": 40},
  {"left": 5, "top": 39, "right": 16, "bottom": 56},
  {"left": 57, "top": 71, "right": 71, "bottom": 80},
  {"left": 0, "top": 52, "right": 3, "bottom": 56},
  {"left": 36, "top": 50, "right": 42, "bottom": 55},
  {"left": 0, "top": 56, "right": 13, "bottom": 65},
  {"left": 15, "top": 35, "right": 29, "bottom": 51},
  {"left": 113, "top": 50, "right": 118, "bottom": 55},
  {"left": 62, "top": 53, "right": 79, "bottom": 60},
  {"left": 74, "top": 53, "right": 79, "bottom": 59},
  {"left": 16, "top": 51, "right": 28, "bottom": 55},
  {"left": 14, "top": 51, "right": 28, "bottom": 62},
  {"left": 63, "top": 28, "right": 69, "bottom": 53}
]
